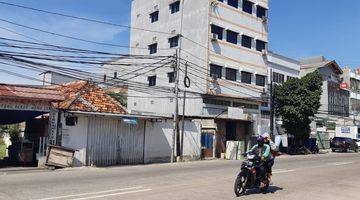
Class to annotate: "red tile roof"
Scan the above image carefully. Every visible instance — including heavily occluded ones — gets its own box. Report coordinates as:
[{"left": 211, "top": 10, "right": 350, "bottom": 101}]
[
  {"left": 55, "top": 81, "right": 127, "bottom": 114},
  {"left": 0, "top": 84, "right": 64, "bottom": 101}
]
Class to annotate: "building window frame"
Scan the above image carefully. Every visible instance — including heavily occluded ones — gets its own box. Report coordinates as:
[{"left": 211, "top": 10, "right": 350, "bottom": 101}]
[
  {"left": 242, "top": 0, "right": 254, "bottom": 15},
  {"left": 256, "top": 40, "right": 266, "bottom": 52},
  {"left": 148, "top": 75, "right": 157, "bottom": 86},
  {"left": 256, "top": 74, "right": 266, "bottom": 86},
  {"left": 226, "top": 30, "right": 238, "bottom": 45},
  {"left": 168, "top": 35, "right": 179, "bottom": 48},
  {"left": 241, "top": 35, "right": 253, "bottom": 49},
  {"left": 168, "top": 72, "right": 176, "bottom": 83},
  {"left": 148, "top": 43, "right": 158, "bottom": 54},
  {"left": 149, "top": 11, "right": 159, "bottom": 23},
  {"left": 210, "top": 64, "right": 223, "bottom": 79},
  {"left": 241, "top": 71, "right": 252, "bottom": 84},
  {"left": 169, "top": 1, "right": 180, "bottom": 14},
  {"left": 211, "top": 24, "right": 224, "bottom": 40},
  {"left": 225, "top": 68, "right": 237, "bottom": 81}
]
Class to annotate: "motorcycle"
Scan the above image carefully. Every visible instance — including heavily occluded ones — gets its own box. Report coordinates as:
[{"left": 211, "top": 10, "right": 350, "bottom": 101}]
[{"left": 234, "top": 153, "right": 270, "bottom": 197}]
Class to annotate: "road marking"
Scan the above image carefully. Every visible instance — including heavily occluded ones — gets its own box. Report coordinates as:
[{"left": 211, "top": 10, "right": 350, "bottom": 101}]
[
  {"left": 70, "top": 189, "right": 153, "bottom": 200},
  {"left": 273, "top": 169, "right": 296, "bottom": 174},
  {"left": 36, "top": 186, "right": 144, "bottom": 200},
  {"left": 327, "top": 162, "right": 353, "bottom": 166}
]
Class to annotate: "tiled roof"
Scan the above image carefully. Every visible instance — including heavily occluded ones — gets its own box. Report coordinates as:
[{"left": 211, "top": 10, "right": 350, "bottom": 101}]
[
  {"left": 0, "top": 84, "right": 64, "bottom": 101},
  {"left": 55, "top": 81, "right": 127, "bottom": 114},
  {"left": 301, "top": 60, "right": 343, "bottom": 74}
]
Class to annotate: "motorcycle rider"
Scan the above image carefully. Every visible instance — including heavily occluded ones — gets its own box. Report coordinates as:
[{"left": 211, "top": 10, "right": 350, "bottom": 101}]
[
  {"left": 247, "top": 136, "right": 271, "bottom": 184},
  {"left": 262, "top": 133, "right": 277, "bottom": 182}
]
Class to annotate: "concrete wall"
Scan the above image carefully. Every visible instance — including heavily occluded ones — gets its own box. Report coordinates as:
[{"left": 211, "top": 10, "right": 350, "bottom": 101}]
[
  {"left": 60, "top": 115, "right": 89, "bottom": 166},
  {"left": 60, "top": 113, "right": 201, "bottom": 166},
  {"left": 144, "top": 119, "right": 201, "bottom": 163}
]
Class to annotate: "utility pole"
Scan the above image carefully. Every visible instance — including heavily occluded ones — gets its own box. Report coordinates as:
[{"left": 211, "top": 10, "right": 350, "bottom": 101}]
[
  {"left": 269, "top": 69, "right": 275, "bottom": 137},
  {"left": 180, "top": 62, "right": 188, "bottom": 160},
  {"left": 171, "top": 51, "right": 180, "bottom": 163}
]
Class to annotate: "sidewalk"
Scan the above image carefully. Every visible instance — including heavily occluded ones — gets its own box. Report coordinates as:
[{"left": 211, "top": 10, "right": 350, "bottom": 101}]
[{"left": 0, "top": 166, "right": 46, "bottom": 175}]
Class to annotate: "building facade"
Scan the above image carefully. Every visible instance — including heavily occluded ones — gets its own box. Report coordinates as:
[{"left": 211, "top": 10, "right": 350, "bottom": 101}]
[
  {"left": 260, "top": 51, "right": 300, "bottom": 134},
  {"left": 104, "top": 0, "right": 270, "bottom": 157}
]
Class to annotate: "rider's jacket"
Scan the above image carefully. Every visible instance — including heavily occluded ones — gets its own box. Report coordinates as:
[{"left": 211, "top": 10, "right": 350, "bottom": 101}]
[{"left": 247, "top": 144, "right": 271, "bottom": 161}]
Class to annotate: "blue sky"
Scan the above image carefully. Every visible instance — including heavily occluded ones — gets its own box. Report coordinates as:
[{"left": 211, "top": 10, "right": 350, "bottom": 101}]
[{"left": 0, "top": 0, "right": 359, "bottom": 84}]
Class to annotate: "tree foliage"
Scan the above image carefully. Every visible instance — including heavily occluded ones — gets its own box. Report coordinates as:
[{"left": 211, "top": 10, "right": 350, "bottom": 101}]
[
  {"left": 108, "top": 92, "right": 127, "bottom": 107},
  {"left": 274, "top": 70, "right": 323, "bottom": 144},
  {"left": 0, "top": 124, "right": 21, "bottom": 143}
]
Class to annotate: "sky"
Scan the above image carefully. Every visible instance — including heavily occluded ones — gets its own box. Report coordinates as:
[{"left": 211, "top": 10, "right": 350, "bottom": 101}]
[{"left": 0, "top": 0, "right": 360, "bottom": 84}]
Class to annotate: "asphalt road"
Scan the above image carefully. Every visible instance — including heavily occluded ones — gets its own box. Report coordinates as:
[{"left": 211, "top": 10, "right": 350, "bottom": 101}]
[{"left": 0, "top": 152, "right": 359, "bottom": 200}]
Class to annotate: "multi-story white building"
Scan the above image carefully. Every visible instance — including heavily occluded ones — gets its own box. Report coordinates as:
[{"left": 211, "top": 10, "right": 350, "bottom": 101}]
[
  {"left": 104, "top": 0, "right": 269, "bottom": 157},
  {"left": 260, "top": 51, "right": 300, "bottom": 134}
]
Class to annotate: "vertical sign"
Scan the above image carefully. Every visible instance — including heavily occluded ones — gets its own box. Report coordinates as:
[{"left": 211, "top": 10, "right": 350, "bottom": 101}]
[{"left": 48, "top": 109, "right": 58, "bottom": 145}]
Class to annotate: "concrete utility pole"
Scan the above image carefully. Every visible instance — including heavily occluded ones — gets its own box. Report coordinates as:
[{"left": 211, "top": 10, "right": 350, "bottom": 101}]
[
  {"left": 180, "top": 61, "right": 188, "bottom": 160},
  {"left": 171, "top": 50, "right": 180, "bottom": 163},
  {"left": 270, "top": 69, "right": 275, "bottom": 137}
]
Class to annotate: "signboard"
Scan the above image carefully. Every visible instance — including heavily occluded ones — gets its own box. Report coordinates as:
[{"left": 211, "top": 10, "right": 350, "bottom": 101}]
[
  {"left": 341, "top": 127, "right": 351, "bottom": 134},
  {"left": 0, "top": 99, "right": 51, "bottom": 112},
  {"left": 340, "top": 83, "right": 348, "bottom": 89},
  {"left": 48, "top": 109, "right": 58, "bottom": 145},
  {"left": 227, "top": 107, "right": 245, "bottom": 120},
  {"left": 123, "top": 117, "right": 138, "bottom": 125},
  {"left": 335, "top": 126, "right": 358, "bottom": 139}
]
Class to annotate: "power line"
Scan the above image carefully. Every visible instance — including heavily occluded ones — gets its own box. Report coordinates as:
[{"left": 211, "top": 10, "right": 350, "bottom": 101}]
[
  {"left": 0, "top": 1, "right": 175, "bottom": 36},
  {"left": 0, "top": 18, "right": 173, "bottom": 51}
]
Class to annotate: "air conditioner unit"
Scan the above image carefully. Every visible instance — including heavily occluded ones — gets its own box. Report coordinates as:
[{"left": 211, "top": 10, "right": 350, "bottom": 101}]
[
  {"left": 262, "top": 16, "right": 268, "bottom": 23},
  {"left": 261, "top": 49, "right": 268, "bottom": 56},
  {"left": 210, "top": 0, "right": 219, "bottom": 7},
  {"left": 211, "top": 74, "right": 218, "bottom": 81},
  {"left": 211, "top": 33, "right": 218, "bottom": 41}
]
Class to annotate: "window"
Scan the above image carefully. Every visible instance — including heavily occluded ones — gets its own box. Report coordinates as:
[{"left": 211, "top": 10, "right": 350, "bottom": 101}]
[
  {"left": 211, "top": 24, "right": 224, "bottom": 40},
  {"left": 227, "top": 0, "right": 238, "bottom": 8},
  {"left": 273, "top": 72, "right": 285, "bottom": 83},
  {"left": 256, "top": 40, "right": 266, "bottom": 52},
  {"left": 242, "top": 35, "right": 253, "bottom": 49},
  {"left": 242, "top": 0, "right": 253, "bottom": 14},
  {"left": 257, "top": 5, "right": 267, "bottom": 18},
  {"left": 169, "top": 1, "right": 180, "bottom": 14},
  {"left": 287, "top": 76, "right": 295, "bottom": 81},
  {"left": 203, "top": 98, "right": 231, "bottom": 106},
  {"left": 226, "top": 30, "right": 238, "bottom": 45},
  {"left": 168, "top": 72, "right": 175, "bottom": 83},
  {"left": 148, "top": 43, "right": 157, "bottom": 54},
  {"left": 65, "top": 116, "right": 78, "bottom": 126},
  {"left": 148, "top": 76, "right": 156, "bottom": 86},
  {"left": 168, "top": 36, "right": 179, "bottom": 48},
  {"left": 233, "top": 102, "right": 259, "bottom": 110},
  {"left": 226, "top": 68, "right": 237, "bottom": 81},
  {"left": 241, "top": 71, "right": 252, "bottom": 84},
  {"left": 256, "top": 74, "right": 266, "bottom": 86},
  {"left": 149, "top": 11, "right": 159, "bottom": 23},
  {"left": 210, "top": 64, "right": 222, "bottom": 79}
]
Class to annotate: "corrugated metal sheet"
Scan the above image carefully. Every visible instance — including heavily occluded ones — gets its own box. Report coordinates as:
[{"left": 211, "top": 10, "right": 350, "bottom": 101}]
[{"left": 87, "top": 117, "right": 145, "bottom": 166}]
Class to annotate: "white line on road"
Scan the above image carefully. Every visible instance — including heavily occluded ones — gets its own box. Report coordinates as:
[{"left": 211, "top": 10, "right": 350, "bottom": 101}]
[
  {"left": 327, "top": 162, "right": 353, "bottom": 166},
  {"left": 35, "top": 186, "right": 144, "bottom": 200},
  {"left": 273, "top": 169, "right": 296, "bottom": 174},
  {"left": 69, "top": 189, "right": 153, "bottom": 200}
]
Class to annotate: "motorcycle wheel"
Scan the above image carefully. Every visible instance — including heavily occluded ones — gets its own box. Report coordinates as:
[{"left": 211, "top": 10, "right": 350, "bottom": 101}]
[
  {"left": 260, "top": 178, "right": 269, "bottom": 194},
  {"left": 234, "top": 172, "right": 247, "bottom": 197}
]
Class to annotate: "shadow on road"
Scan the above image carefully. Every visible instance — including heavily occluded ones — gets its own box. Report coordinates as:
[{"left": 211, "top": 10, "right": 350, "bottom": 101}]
[{"left": 241, "top": 186, "right": 284, "bottom": 196}]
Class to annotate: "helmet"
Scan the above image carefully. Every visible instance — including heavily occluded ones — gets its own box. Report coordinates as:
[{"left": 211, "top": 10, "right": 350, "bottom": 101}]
[
  {"left": 257, "top": 135, "right": 265, "bottom": 147},
  {"left": 262, "top": 132, "right": 270, "bottom": 139}
]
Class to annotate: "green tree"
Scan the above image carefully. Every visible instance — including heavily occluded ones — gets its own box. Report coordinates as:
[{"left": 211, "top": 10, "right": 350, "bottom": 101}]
[
  {"left": 108, "top": 92, "right": 127, "bottom": 107},
  {"left": 0, "top": 124, "right": 21, "bottom": 143},
  {"left": 274, "top": 70, "right": 323, "bottom": 146}
]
